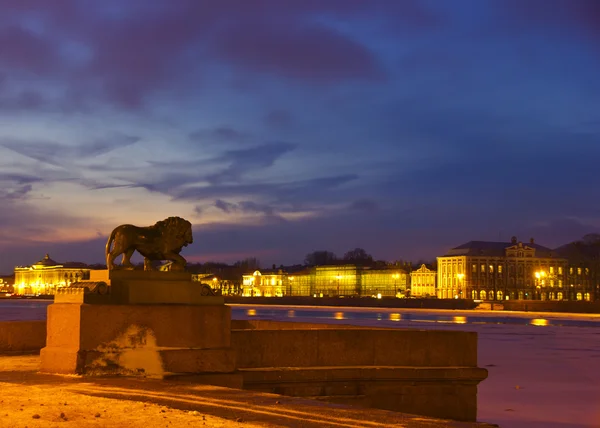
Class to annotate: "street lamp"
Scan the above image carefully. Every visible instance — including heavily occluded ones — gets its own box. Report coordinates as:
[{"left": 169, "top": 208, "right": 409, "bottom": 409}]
[
  {"left": 392, "top": 273, "right": 400, "bottom": 296},
  {"left": 534, "top": 271, "right": 546, "bottom": 300},
  {"left": 456, "top": 273, "right": 465, "bottom": 299}
]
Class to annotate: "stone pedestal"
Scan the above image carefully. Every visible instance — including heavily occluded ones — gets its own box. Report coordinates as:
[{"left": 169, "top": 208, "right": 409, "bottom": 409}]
[{"left": 40, "top": 271, "right": 237, "bottom": 385}]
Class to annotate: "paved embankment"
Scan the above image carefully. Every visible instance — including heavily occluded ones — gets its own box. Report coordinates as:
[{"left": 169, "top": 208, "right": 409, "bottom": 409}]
[{"left": 0, "top": 356, "right": 497, "bottom": 428}]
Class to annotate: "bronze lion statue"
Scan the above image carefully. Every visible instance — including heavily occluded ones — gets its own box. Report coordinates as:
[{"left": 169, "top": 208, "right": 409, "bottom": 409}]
[{"left": 105, "top": 217, "right": 193, "bottom": 271}]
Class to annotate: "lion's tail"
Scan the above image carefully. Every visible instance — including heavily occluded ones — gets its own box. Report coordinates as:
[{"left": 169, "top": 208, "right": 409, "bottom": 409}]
[{"left": 105, "top": 228, "right": 118, "bottom": 266}]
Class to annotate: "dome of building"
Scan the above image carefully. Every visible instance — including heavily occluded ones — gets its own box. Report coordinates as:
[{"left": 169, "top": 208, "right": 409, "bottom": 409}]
[{"left": 33, "top": 254, "right": 60, "bottom": 267}]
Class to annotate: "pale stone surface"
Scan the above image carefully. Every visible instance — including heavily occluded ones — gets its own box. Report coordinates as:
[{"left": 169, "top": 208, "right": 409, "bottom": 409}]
[
  {"left": 89, "top": 269, "right": 110, "bottom": 283},
  {"left": 230, "top": 321, "right": 486, "bottom": 422},
  {"left": 109, "top": 270, "right": 193, "bottom": 282},
  {"left": 41, "top": 303, "right": 235, "bottom": 378},
  {"left": 109, "top": 279, "right": 224, "bottom": 305},
  {"left": 0, "top": 320, "right": 46, "bottom": 353}
]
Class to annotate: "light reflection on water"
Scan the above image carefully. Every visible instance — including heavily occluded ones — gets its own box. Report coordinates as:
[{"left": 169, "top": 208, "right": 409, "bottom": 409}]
[
  {"left": 230, "top": 307, "right": 600, "bottom": 329},
  {"left": 0, "top": 300, "right": 597, "bottom": 329},
  {"left": 389, "top": 313, "right": 402, "bottom": 321},
  {"left": 453, "top": 316, "right": 467, "bottom": 324}
]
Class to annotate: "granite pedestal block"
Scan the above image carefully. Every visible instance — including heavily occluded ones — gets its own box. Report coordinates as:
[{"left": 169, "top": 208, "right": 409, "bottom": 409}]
[{"left": 40, "top": 271, "right": 236, "bottom": 386}]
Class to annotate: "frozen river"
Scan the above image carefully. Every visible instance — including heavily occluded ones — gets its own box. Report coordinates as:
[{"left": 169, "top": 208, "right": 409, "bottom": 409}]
[{"left": 2, "top": 300, "right": 600, "bottom": 427}]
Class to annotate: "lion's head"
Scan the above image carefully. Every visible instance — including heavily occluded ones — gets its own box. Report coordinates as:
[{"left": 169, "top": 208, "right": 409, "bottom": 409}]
[{"left": 154, "top": 216, "right": 193, "bottom": 251}]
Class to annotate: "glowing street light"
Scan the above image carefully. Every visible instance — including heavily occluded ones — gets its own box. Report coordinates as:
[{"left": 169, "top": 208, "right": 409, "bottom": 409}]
[
  {"left": 534, "top": 271, "right": 547, "bottom": 299},
  {"left": 392, "top": 273, "right": 400, "bottom": 295},
  {"left": 456, "top": 273, "right": 465, "bottom": 298}
]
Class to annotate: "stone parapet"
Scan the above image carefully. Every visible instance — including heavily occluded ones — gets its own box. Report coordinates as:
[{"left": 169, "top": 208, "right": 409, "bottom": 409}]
[
  {"left": 0, "top": 321, "right": 46, "bottom": 354},
  {"left": 231, "top": 320, "right": 487, "bottom": 422},
  {"left": 232, "top": 328, "right": 477, "bottom": 368},
  {"left": 241, "top": 366, "right": 487, "bottom": 422}
]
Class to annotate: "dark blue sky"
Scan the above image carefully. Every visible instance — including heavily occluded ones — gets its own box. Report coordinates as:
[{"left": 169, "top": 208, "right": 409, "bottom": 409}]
[{"left": 1, "top": 0, "right": 599, "bottom": 273}]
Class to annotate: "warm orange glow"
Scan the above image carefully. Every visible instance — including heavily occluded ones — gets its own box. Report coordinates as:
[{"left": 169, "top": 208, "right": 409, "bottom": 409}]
[
  {"left": 389, "top": 313, "right": 401, "bottom": 321},
  {"left": 456, "top": 273, "right": 465, "bottom": 280},
  {"left": 212, "top": 277, "right": 217, "bottom": 282},
  {"left": 247, "top": 309, "right": 257, "bottom": 316},
  {"left": 334, "top": 311, "right": 345, "bottom": 320},
  {"left": 531, "top": 318, "right": 548, "bottom": 326},
  {"left": 453, "top": 316, "right": 467, "bottom": 324}
]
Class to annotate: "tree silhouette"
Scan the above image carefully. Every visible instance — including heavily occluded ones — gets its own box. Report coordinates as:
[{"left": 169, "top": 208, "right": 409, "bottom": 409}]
[
  {"left": 343, "top": 248, "right": 373, "bottom": 265},
  {"left": 234, "top": 257, "right": 261, "bottom": 271},
  {"left": 304, "top": 251, "right": 338, "bottom": 266}
]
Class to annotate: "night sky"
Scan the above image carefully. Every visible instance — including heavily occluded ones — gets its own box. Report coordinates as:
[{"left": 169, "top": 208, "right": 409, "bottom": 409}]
[{"left": 1, "top": 0, "right": 599, "bottom": 273}]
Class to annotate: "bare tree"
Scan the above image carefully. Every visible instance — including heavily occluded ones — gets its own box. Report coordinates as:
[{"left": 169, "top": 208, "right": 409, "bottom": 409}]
[
  {"left": 304, "top": 251, "right": 338, "bottom": 266},
  {"left": 343, "top": 248, "right": 373, "bottom": 265}
]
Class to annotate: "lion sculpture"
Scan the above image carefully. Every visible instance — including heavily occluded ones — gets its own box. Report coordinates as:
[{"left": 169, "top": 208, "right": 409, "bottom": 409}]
[{"left": 105, "top": 217, "right": 193, "bottom": 271}]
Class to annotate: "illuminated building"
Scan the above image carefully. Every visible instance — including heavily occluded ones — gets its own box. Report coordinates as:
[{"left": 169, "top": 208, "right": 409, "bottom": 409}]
[
  {"left": 554, "top": 242, "right": 599, "bottom": 301},
  {"left": 242, "top": 270, "right": 288, "bottom": 297},
  {"left": 242, "top": 265, "right": 409, "bottom": 298},
  {"left": 410, "top": 264, "right": 437, "bottom": 297},
  {"left": 0, "top": 276, "right": 14, "bottom": 293},
  {"left": 437, "top": 237, "right": 568, "bottom": 301},
  {"left": 14, "top": 254, "right": 91, "bottom": 295}
]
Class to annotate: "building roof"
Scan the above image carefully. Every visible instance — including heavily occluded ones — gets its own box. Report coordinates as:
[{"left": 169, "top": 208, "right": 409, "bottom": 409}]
[
  {"left": 33, "top": 254, "right": 60, "bottom": 267},
  {"left": 444, "top": 240, "right": 558, "bottom": 258}
]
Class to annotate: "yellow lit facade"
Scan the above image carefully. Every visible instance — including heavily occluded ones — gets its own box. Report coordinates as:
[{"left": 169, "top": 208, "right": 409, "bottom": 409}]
[
  {"left": 241, "top": 270, "right": 288, "bottom": 297},
  {"left": 0, "top": 277, "right": 14, "bottom": 293},
  {"left": 241, "top": 265, "right": 409, "bottom": 297},
  {"left": 410, "top": 264, "right": 437, "bottom": 297},
  {"left": 437, "top": 237, "right": 568, "bottom": 301},
  {"left": 14, "top": 254, "right": 91, "bottom": 295}
]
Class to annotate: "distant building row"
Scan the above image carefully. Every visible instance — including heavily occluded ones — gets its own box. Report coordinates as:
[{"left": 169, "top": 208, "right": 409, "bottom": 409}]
[
  {"left": 436, "top": 237, "right": 597, "bottom": 302},
  {"left": 241, "top": 265, "right": 413, "bottom": 298},
  {"left": 10, "top": 235, "right": 600, "bottom": 301}
]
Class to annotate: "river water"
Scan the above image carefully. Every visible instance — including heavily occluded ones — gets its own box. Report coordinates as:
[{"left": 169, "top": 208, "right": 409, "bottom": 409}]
[{"left": 3, "top": 299, "right": 600, "bottom": 328}]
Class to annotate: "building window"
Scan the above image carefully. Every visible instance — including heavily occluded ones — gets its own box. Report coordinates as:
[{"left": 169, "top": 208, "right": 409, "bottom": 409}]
[
  {"left": 585, "top": 268, "right": 590, "bottom": 275},
  {"left": 569, "top": 267, "right": 573, "bottom": 275},
  {"left": 549, "top": 267, "right": 554, "bottom": 274},
  {"left": 481, "top": 264, "right": 485, "bottom": 273},
  {"left": 498, "top": 265, "right": 503, "bottom": 274},
  {"left": 472, "top": 264, "right": 476, "bottom": 273},
  {"left": 558, "top": 267, "right": 563, "bottom": 275},
  {"left": 578, "top": 268, "right": 582, "bottom": 275},
  {"left": 489, "top": 265, "right": 494, "bottom": 273},
  {"left": 558, "top": 280, "right": 563, "bottom": 288}
]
